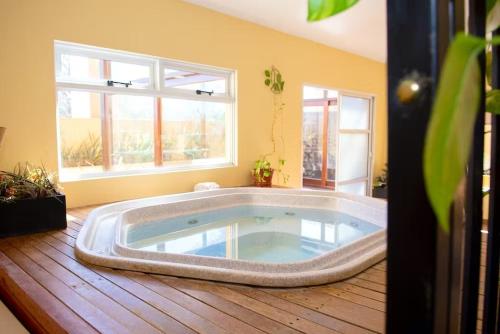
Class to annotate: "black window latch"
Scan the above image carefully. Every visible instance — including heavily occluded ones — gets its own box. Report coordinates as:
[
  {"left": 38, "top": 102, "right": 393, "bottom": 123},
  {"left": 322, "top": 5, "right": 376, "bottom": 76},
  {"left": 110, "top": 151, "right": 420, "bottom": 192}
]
[
  {"left": 107, "top": 80, "right": 132, "bottom": 88},
  {"left": 196, "top": 89, "right": 214, "bottom": 96}
]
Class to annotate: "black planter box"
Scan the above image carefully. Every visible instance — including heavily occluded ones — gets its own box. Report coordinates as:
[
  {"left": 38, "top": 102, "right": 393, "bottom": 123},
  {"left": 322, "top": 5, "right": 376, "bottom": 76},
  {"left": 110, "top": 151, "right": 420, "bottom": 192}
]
[
  {"left": 0, "top": 194, "right": 67, "bottom": 238},
  {"left": 372, "top": 186, "right": 388, "bottom": 199}
]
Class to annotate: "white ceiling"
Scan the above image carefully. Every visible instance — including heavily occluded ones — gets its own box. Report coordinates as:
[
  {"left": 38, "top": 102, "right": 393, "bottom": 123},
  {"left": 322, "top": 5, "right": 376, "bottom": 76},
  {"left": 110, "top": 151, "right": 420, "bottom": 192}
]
[{"left": 183, "top": 0, "right": 387, "bottom": 63}]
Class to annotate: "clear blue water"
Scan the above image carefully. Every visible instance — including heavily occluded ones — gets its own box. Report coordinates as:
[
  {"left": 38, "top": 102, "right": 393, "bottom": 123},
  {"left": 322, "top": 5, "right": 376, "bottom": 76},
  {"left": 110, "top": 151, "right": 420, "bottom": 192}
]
[{"left": 126, "top": 205, "right": 380, "bottom": 264}]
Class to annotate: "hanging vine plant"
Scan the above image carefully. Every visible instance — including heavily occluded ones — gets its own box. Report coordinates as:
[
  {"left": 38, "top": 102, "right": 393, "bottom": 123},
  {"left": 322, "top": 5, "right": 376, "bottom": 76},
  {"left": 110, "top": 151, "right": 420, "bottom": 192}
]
[
  {"left": 308, "top": 0, "right": 500, "bottom": 232},
  {"left": 252, "top": 66, "right": 289, "bottom": 186},
  {"left": 264, "top": 66, "right": 285, "bottom": 94}
]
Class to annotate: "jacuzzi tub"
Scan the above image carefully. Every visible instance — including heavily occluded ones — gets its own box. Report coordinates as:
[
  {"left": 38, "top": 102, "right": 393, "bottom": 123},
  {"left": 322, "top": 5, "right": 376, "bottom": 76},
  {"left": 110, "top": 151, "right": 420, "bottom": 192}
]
[{"left": 76, "top": 188, "right": 387, "bottom": 287}]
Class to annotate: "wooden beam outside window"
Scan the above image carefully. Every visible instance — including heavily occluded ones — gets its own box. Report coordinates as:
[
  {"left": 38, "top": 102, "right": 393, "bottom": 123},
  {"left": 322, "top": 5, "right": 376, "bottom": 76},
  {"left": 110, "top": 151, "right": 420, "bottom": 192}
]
[
  {"left": 154, "top": 97, "right": 163, "bottom": 166},
  {"left": 321, "top": 100, "right": 329, "bottom": 188}
]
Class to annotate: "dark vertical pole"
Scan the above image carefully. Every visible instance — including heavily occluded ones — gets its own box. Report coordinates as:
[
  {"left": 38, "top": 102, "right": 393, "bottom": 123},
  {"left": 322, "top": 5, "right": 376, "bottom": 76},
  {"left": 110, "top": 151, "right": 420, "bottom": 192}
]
[
  {"left": 386, "top": 1, "right": 450, "bottom": 332},
  {"left": 483, "top": 29, "right": 500, "bottom": 334},
  {"left": 434, "top": 0, "right": 465, "bottom": 333},
  {"left": 434, "top": 1, "right": 466, "bottom": 332},
  {"left": 461, "top": 1, "right": 486, "bottom": 333}
]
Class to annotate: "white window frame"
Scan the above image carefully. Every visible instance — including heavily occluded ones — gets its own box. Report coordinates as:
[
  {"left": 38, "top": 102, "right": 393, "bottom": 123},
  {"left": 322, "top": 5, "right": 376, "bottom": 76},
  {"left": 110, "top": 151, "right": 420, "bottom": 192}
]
[{"left": 54, "top": 41, "right": 237, "bottom": 182}]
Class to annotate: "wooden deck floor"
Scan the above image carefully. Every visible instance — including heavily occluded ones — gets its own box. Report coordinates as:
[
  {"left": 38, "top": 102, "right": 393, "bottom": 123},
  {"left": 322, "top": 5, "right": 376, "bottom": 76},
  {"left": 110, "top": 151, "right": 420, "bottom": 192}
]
[{"left": 0, "top": 206, "right": 388, "bottom": 334}]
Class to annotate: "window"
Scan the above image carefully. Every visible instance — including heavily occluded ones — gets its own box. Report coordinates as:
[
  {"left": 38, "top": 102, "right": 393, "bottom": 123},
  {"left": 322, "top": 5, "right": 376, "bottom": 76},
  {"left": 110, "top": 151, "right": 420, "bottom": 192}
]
[{"left": 55, "top": 42, "right": 236, "bottom": 181}]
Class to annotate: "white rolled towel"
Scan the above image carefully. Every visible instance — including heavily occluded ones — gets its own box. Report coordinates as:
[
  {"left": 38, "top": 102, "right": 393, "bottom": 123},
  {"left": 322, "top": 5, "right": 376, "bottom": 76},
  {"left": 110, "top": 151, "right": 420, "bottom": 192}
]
[{"left": 194, "top": 182, "right": 220, "bottom": 192}]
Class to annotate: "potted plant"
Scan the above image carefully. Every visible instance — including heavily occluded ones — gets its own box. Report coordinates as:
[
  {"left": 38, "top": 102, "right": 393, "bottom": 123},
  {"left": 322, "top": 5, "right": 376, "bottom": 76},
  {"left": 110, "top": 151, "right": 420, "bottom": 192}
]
[
  {"left": 372, "top": 164, "right": 388, "bottom": 199},
  {"left": 251, "top": 66, "right": 290, "bottom": 186},
  {"left": 252, "top": 158, "right": 274, "bottom": 187},
  {"left": 0, "top": 163, "right": 67, "bottom": 238}
]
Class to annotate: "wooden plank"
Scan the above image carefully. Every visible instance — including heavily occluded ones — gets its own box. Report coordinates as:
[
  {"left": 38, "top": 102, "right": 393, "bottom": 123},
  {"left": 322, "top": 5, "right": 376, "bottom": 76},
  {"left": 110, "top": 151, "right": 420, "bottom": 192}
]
[
  {"left": 373, "top": 262, "right": 386, "bottom": 271},
  {"left": 356, "top": 272, "right": 387, "bottom": 286},
  {"left": 9, "top": 237, "right": 165, "bottom": 334},
  {"left": 0, "top": 245, "right": 130, "bottom": 333},
  {"left": 125, "top": 271, "right": 263, "bottom": 334},
  {"left": 330, "top": 282, "right": 386, "bottom": 303},
  {"left": 155, "top": 275, "right": 300, "bottom": 334},
  {"left": 47, "top": 231, "right": 76, "bottom": 247},
  {"left": 228, "top": 284, "right": 375, "bottom": 334},
  {"left": 168, "top": 279, "right": 338, "bottom": 334},
  {"left": 0, "top": 251, "right": 96, "bottom": 334},
  {"left": 39, "top": 234, "right": 77, "bottom": 260},
  {"left": 317, "top": 286, "right": 385, "bottom": 312},
  {"left": 267, "top": 288, "right": 385, "bottom": 333},
  {"left": 347, "top": 277, "right": 387, "bottom": 294},
  {"left": 26, "top": 235, "right": 196, "bottom": 334},
  {"left": 94, "top": 268, "right": 228, "bottom": 334},
  {"left": 365, "top": 267, "right": 387, "bottom": 277},
  {"left": 67, "top": 220, "right": 83, "bottom": 231},
  {"left": 59, "top": 227, "right": 79, "bottom": 239}
]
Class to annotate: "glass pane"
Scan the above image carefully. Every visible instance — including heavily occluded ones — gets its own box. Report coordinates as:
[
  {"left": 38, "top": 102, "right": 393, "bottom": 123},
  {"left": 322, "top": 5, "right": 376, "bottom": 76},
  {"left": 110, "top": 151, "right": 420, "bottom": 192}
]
[
  {"left": 337, "top": 182, "right": 367, "bottom": 196},
  {"left": 302, "top": 105, "right": 323, "bottom": 180},
  {"left": 340, "top": 96, "right": 370, "bottom": 130},
  {"left": 338, "top": 133, "right": 369, "bottom": 181},
  {"left": 301, "top": 220, "right": 321, "bottom": 240},
  {"left": 111, "top": 95, "right": 154, "bottom": 169},
  {"left": 57, "top": 91, "right": 104, "bottom": 177},
  {"left": 164, "top": 68, "right": 226, "bottom": 94},
  {"left": 161, "top": 98, "right": 227, "bottom": 164},
  {"left": 303, "top": 86, "right": 325, "bottom": 99},
  {"left": 324, "top": 223, "right": 337, "bottom": 243},
  {"left": 56, "top": 53, "right": 152, "bottom": 89},
  {"left": 109, "top": 61, "right": 151, "bottom": 88},
  {"left": 56, "top": 54, "right": 104, "bottom": 84},
  {"left": 327, "top": 103, "right": 338, "bottom": 181},
  {"left": 327, "top": 89, "right": 338, "bottom": 99}
]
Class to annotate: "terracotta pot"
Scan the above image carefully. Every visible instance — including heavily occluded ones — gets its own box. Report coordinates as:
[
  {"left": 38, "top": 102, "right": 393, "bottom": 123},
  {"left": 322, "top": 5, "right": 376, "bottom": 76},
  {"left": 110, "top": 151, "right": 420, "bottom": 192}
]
[{"left": 253, "top": 168, "right": 274, "bottom": 187}]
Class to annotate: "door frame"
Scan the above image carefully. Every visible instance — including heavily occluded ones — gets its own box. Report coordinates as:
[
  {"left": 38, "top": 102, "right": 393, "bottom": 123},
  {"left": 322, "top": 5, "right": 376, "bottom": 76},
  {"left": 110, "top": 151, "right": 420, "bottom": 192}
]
[{"left": 300, "top": 83, "right": 376, "bottom": 195}]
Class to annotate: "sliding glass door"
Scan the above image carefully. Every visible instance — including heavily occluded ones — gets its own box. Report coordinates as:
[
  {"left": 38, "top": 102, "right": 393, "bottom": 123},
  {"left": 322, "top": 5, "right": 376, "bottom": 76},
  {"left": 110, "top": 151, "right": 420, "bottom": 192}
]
[{"left": 302, "top": 86, "right": 373, "bottom": 196}]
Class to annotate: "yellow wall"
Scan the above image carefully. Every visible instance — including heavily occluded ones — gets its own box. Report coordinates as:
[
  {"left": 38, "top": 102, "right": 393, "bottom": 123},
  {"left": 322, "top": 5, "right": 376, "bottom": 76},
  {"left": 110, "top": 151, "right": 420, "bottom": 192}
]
[{"left": 0, "top": 0, "right": 387, "bottom": 208}]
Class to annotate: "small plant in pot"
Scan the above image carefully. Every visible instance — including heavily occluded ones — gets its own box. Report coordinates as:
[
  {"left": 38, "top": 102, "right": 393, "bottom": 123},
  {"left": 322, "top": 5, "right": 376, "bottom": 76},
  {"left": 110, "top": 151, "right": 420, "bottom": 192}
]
[
  {"left": 0, "top": 163, "right": 67, "bottom": 238},
  {"left": 372, "top": 164, "right": 388, "bottom": 199},
  {"left": 252, "top": 158, "right": 274, "bottom": 187}
]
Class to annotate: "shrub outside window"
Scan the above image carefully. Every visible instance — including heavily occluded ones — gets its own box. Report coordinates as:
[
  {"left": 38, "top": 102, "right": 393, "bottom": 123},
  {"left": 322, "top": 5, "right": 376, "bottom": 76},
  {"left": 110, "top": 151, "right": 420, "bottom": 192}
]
[{"left": 55, "top": 42, "right": 236, "bottom": 181}]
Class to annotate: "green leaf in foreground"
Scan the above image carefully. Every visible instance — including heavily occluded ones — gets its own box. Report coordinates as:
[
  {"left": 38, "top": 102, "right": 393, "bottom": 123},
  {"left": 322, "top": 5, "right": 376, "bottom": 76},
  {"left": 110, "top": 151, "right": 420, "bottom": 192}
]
[
  {"left": 307, "top": 0, "right": 358, "bottom": 22},
  {"left": 489, "top": 0, "right": 497, "bottom": 12},
  {"left": 424, "top": 33, "right": 486, "bottom": 233},
  {"left": 487, "top": 89, "right": 500, "bottom": 114}
]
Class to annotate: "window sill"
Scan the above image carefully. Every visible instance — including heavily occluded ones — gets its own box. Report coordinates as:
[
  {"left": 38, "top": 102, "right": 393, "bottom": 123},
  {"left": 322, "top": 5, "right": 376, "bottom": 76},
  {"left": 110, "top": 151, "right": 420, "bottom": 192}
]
[{"left": 59, "top": 161, "right": 237, "bottom": 183}]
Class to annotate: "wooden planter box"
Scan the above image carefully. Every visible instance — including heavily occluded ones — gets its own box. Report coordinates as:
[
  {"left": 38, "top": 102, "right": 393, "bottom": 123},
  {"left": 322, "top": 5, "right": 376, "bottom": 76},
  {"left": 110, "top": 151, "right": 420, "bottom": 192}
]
[
  {"left": 372, "top": 186, "right": 388, "bottom": 199},
  {"left": 0, "top": 194, "right": 67, "bottom": 238}
]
